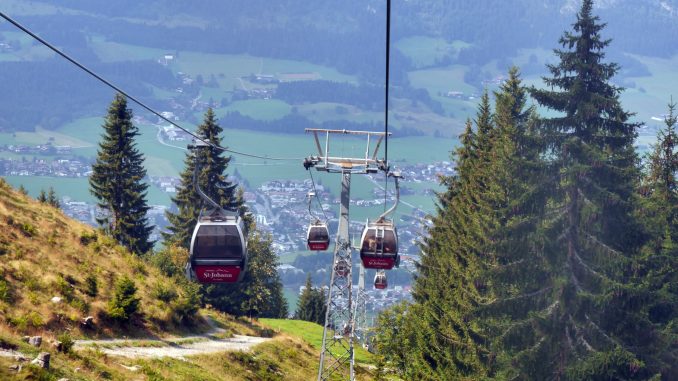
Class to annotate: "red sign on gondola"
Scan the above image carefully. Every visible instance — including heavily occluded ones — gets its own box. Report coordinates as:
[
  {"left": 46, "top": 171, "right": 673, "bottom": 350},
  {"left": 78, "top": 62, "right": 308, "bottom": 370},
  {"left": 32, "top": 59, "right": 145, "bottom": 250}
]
[
  {"left": 362, "top": 257, "right": 396, "bottom": 270},
  {"left": 308, "top": 242, "right": 330, "bottom": 251},
  {"left": 195, "top": 265, "right": 241, "bottom": 283}
]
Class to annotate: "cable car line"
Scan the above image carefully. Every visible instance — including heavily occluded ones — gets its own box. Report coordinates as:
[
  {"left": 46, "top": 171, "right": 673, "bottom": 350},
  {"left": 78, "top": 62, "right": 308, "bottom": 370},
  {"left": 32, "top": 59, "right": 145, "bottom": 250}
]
[
  {"left": 308, "top": 170, "right": 330, "bottom": 222},
  {"left": 383, "top": 0, "right": 392, "bottom": 213},
  {"left": 0, "top": 11, "right": 303, "bottom": 162}
]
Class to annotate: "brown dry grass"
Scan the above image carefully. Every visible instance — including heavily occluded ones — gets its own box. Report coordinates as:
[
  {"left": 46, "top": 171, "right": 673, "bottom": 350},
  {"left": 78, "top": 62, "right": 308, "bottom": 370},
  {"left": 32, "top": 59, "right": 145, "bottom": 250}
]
[
  {"left": 0, "top": 177, "right": 213, "bottom": 341},
  {"left": 0, "top": 179, "right": 377, "bottom": 380}
]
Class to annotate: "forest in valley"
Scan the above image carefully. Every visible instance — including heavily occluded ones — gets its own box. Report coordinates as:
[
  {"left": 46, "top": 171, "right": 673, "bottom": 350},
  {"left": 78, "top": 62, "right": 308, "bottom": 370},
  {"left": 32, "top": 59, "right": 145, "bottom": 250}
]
[{"left": 372, "top": 1, "right": 678, "bottom": 379}]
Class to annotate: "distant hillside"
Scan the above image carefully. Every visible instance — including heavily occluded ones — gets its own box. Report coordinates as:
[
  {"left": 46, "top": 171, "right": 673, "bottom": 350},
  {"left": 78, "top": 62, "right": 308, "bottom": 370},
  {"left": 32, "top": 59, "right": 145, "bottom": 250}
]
[{"left": 0, "top": 178, "right": 344, "bottom": 380}]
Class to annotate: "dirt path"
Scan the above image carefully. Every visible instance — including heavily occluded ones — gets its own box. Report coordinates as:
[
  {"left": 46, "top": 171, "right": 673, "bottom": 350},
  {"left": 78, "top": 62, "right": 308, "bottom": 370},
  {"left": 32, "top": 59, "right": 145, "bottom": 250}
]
[
  {"left": 74, "top": 334, "right": 271, "bottom": 359},
  {"left": 74, "top": 319, "right": 272, "bottom": 359}
]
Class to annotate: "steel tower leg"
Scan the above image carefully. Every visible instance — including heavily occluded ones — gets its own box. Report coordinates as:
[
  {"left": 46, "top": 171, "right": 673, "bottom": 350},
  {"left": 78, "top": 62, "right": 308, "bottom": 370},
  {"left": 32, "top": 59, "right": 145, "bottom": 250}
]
[
  {"left": 353, "top": 263, "right": 367, "bottom": 347},
  {"left": 317, "top": 172, "right": 354, "bottom": 381}
]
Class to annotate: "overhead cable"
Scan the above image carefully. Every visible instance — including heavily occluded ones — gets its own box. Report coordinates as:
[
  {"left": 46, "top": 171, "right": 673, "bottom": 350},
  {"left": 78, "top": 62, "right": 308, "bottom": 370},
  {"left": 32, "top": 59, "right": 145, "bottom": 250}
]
[{"left": 0, "top": 11, "right": 303, "bottom": 162}]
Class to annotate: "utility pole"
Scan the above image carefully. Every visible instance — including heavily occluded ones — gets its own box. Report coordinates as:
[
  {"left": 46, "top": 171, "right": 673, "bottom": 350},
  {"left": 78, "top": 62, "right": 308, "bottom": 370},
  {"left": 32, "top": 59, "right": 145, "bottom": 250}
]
[{"left": 304, "top": 128, "right": 388, "bottom": 381}]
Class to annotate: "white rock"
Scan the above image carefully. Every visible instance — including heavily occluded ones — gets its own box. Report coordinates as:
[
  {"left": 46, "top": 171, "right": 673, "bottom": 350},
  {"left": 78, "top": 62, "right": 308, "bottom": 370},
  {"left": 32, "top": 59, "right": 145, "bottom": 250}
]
[{"left": 51, "top": 296, "right": 62, "bottom": 304}]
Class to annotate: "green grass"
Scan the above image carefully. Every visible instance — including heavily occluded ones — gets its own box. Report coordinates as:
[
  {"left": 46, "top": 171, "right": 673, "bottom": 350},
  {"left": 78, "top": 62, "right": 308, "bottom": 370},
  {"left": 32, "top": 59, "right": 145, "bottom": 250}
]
[
  {"left": 4, "top": 115, "right": 456, "bottom": 215},
  {"left": 89, "top": 36, "right": 168, "bottom": 62},
  {"left": 2, "top": 175, "right": 171, "bottom": 205},
  {"left": 297, "top": 103, "right": 385, "bottom": 125},
  {"left": 408, "top": 65, "right": 476, "bottom": 97},
  {"left": 260, "top": 318, "right": 375, "bottom": 365},
  {"left": 212, "top": 99, "right": 292, "bottom": 121},
  {"left": 396, "top": 36, "right": 471, "bottom": 68}
]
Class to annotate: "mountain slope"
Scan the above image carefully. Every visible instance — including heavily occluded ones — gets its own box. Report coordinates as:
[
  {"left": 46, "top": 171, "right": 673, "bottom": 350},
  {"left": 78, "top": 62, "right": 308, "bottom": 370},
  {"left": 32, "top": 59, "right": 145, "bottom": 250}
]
[{"left": 0, "top": 178, "right": 337, "bottom": 380}]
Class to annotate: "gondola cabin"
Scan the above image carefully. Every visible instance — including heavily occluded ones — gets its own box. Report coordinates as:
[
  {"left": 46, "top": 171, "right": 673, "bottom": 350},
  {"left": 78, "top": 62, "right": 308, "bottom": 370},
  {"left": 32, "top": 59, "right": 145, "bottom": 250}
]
[
  {"left": 359, "top": 220, "right": 399, "bottom": 270},
  {"left": 187, "top": 214, "right": 247, "bottom": 284},
  {"left": 307, "top": 222, "right": 330, "bottom": 251},
  {"left": 374, "top": 271, "right": 387, "bottom": 290}
]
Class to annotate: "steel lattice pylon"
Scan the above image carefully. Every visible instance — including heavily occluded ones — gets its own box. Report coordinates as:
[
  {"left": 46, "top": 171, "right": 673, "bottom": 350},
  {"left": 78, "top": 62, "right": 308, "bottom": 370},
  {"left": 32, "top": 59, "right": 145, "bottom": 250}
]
[
  {"left": 353, "top": 263, "right": 368, "bottom": 348},
  {"left": 304, "top": 128, "right": 389, "bottom": 381},
  {"left": 317, "top": 172, "right": 354, "bottom": 381}
]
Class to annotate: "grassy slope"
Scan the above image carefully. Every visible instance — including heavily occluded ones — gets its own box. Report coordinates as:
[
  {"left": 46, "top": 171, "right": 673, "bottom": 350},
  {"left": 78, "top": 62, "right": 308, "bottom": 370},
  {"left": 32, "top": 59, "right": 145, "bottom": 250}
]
[
  {"left": 0, "top": 179, "right": 354, "bottom": 380},
  {"left": 260, "top": 319, "right": 375, "bottom": 366}
]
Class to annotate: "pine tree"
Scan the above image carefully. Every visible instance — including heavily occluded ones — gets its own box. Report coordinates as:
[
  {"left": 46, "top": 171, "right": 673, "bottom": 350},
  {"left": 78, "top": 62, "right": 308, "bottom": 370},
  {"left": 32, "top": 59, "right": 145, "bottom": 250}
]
[
  {"left": 474, "top": 68, "right": 550, "bottom": 379},
  {"left": 634, "top": 100, "right": 678, "bottom": 377},
  {"left": 37, "top": 189, "right": 47, "bottom": 203},
  {"left": 201, "top": 227, "right": 288, "bottom": 318},
  {"left": 295, "top": 274, "right": 315, "bottom": 321},
  {"left": 294, "top": 274, "right": 326, "bottom": 324},
  {"left": 89, "top": 93, "right": 153, "bottom": 255},
  {"left": 17, "top": 185, "right": 28, "bottom": 196},
  {"left": 639, "top": 100, "right": 678, "bottom": 252},
  {"left": 47, "top": 187, "right": 60, "bottom": 209},
  {"left": 163, "top": 107, "right": 244, "bottom": 248},
  {"left": 519, "top": 1, "right": 657, "bottom": 378},
  {"left": 241, "top": 230, "right": 288, "bottom": 319},
  {"left": 401, "top": 92, "right": 497, "bottom": 380}
]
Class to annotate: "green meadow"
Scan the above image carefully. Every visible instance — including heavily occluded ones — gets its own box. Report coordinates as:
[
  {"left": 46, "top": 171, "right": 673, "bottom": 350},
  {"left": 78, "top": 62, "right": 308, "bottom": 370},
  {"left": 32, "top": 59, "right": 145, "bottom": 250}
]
[
  {"left": 396, "top": 36, "right": 471, "bottom": 68},
  {"left": 260, "top": 318, "right": 375, "bottom": 365},
  {"left": 3, "top": 114, "right": 454, "bottom": 217}
]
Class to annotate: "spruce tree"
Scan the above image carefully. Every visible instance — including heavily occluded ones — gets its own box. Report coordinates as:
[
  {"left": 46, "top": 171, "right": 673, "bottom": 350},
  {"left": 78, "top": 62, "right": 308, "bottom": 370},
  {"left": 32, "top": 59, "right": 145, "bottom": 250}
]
[
  {"left": 295, "top": 274, "right": 316, "bottom": 321},
  {"left": 241, "top": 230, "right": 288, "bottom": 319},
  {"left": 402, "top": 92, "right": 497, "bottom": 380},
  {"left": 634, "top": 100, "right": 678, "bottom": 378},
  {"left": 520, "top": 1, "right": 656, "bottom": 378},
  {"left": 639, "top": 100, "right": 678, "bottom": 252},
  {"left": 47, "top": 186, "right": 60, "bottom": 209},
  {"left": 294, "top": 274, "right": 326, "bottom": 324},
  {"left": 89, "top": 93, "right": 153, "bottom": 255},
  {"left": 474, "top": 68, "right": 550, "bottom": 379},
  {"left": 37, "top": 189, "right": 47, "bottom": 203},
  {"left": 163, "top": 107, "right": 243, "bottom": 248}
]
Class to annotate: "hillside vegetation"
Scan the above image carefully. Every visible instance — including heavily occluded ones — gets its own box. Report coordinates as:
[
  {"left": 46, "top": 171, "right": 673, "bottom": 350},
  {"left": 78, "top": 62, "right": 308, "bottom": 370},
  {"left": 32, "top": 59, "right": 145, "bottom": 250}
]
[{"left": 0, "top": 178, "right": 354, "bottom": 380}]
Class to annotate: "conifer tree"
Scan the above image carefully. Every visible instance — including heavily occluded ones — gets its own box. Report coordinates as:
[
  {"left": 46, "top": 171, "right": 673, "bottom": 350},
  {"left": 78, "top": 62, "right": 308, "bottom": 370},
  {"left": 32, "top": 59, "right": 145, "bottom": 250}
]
[
  {"left": 639, "top": 100, "right": 678, "bottom": 251},
  {"left": 89, "top": 93, "right": 153, "bottom": 254},
  {"left": 295, "top": 274, "right": 326, "bottom": 324},
  {"left": 401, "top": 92, "right": 497, "bottom": 380},
  {"left": 37, "top": 189, "right": 47, "bottom": 203},
  {"left": 634, "top": 100, "right": 678, "bottom": 377},
  {"left": 17, "top": 185, "right": 28, "bottom": 196},
  {"left": 241, "top": 230, "right": 288, "bottom": 319},
  {"left": 474, "top": 68, "right": 550, "bottom": 379},
  {"left": 163, "top": 108, "right": 244, "bottom": 247},
  {"left": 518, "top": 1, "right": 657, "bottom": 378},
  {"left": 201, "top": 227, "right": 288, "bottom": 318},
  {"left": 47, "top": 186, "right": 60, "bottom": 209}
]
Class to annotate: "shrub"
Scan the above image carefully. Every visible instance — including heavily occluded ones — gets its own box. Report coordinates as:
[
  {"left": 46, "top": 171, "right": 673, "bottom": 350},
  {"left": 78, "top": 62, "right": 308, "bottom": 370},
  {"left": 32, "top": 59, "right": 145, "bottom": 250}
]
[
  {"left": 107, "top": 276, "right": 140, "bottom": 322},
  {"left": 84, "top": 275, "right": 98, "bottom": 297},
  {"left": 169, "top": 283, "right": 201, "bottom": 324},
  {"left": 9, "top": 311, "right": 44, "bottom": 331},
  {"left": 54, "top": 275, "right": 74, "bottom": 301},
  {"left": 20, "top": 222, "right": 37, "bottom": 237},
  {"left": 149, "top": 246, "right": 187, "bottom": 277},
  {"left": 57, "top": 332, "right": 74, "bottom": 353},
  {"left": 79, "top": 230, "right": 97, "bottom": 246},
  {"left": 151, "top": 282, "right": 177, "bottom": 303},
  {"left": 0, "top": 279, "right": 12, "bottom": 303}
]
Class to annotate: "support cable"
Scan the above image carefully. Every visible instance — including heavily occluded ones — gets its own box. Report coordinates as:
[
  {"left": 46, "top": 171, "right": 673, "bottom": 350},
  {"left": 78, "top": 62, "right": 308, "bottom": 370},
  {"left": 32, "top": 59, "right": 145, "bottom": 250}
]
[
  {"left": 308, "top": 170, "right": 330, "bottom": 222},
  {"left": 0, "top": 11, "right": 303, "bottom": 162},
  {"left": 383, "top": 0, "right": 392, "bottom": 212}
]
